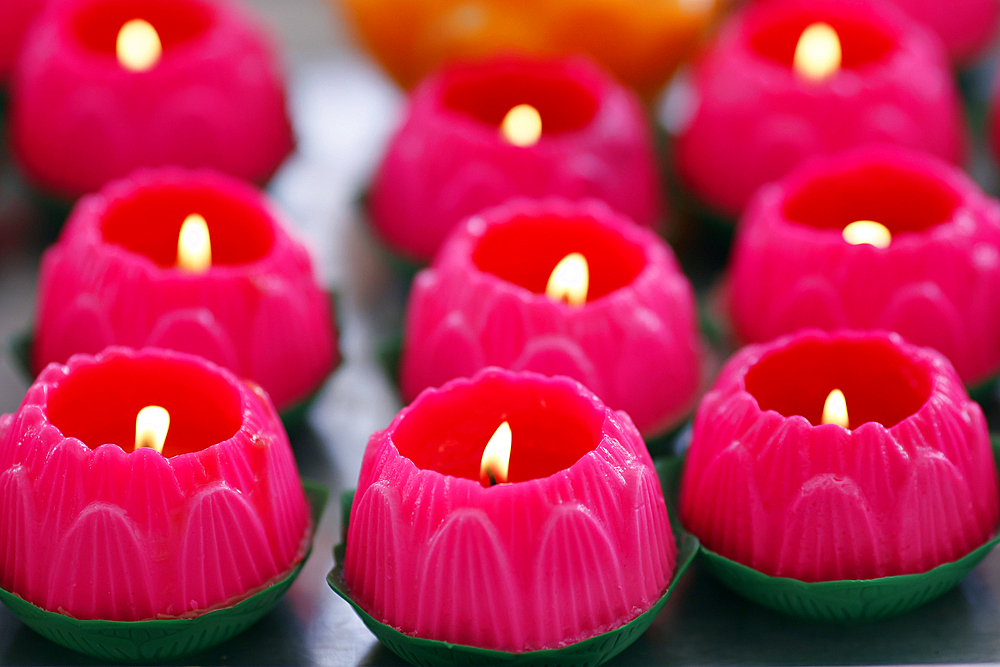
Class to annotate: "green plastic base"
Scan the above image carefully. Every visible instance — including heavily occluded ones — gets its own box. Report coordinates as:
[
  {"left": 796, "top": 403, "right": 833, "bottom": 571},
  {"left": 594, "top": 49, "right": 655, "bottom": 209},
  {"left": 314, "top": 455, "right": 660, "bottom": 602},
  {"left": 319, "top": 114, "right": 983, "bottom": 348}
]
[
  {"left": 681, "top": 438, "right": 1000, "bottom": 624},
  {"left": 328, "top": 469, "right": 698, "bottom": 666},
  {"left": 0, "top": 482, "right": 328, "bottom": 663}
]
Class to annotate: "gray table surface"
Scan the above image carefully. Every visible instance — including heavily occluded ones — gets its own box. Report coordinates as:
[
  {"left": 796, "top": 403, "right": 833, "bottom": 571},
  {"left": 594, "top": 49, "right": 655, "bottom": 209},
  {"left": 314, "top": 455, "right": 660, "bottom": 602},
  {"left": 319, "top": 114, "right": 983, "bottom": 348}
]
[{"left": 2, "top": 3, "right": 1000, "bottom": 664}]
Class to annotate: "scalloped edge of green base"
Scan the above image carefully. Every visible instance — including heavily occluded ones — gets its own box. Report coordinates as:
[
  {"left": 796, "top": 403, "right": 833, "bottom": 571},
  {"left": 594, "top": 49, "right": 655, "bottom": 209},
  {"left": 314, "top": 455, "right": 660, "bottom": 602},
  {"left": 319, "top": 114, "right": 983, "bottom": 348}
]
[
  {"left": 685, "top": 437, "right": 1000, "bottom": 624},
  {"left": 0, "top": 481, "right": 328, "bottom": 663},
  {"left": 8, "top": 326, "right": 339, "bottom": 434},
  {"left": 328, "top": 473, "right": 698, "bottom": 667}
]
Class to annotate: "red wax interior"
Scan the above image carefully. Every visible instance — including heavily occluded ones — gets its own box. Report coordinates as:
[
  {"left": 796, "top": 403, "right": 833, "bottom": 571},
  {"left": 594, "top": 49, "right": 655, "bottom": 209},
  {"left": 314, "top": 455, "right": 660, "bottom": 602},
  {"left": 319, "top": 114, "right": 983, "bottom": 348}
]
[
  {"left": 441, "top": 62, "right": 600, "bottom": 134},
  {"left": 750, "top": 10, "right": 897, "bottom": 71},
  {"left": 47, "top": 354, "right": 242, "bottom": 457},
  {"left": 101, "top": 182, "right": 275, "bottom": 268},
  {"left": 744, "top": 336, "right": 932, "bottom": 429},
  {"left": 393, "top": 374, "right": 603, "bottom": 483},
  {"left": 72, "top": 0, "right": 212, "bottom": 56},
  {"left": 783, "top": 162, "right": 960, "bottom": 234},
  {"left": 472, "top": 213, "right": 646, "bottom": 301}
]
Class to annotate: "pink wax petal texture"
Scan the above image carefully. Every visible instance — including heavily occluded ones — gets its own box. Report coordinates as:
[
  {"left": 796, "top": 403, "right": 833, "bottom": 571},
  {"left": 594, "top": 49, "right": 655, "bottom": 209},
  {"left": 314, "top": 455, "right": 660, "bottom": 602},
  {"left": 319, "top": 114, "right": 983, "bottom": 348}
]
[
  {"left": 729, "top": 146, "right": 1000, "bottom": 387},
  {"left": 9, "top": 0, "right": 293, "bottom": 200},
  {"left": 344, "top": 369, "right": 676, "bottom": 652},
  {"left": 0, "top": 347, "right": 313, "bottom": 621},
  {"left": 680, "top": 329, "right": 1000, "bottom": 582},
  {"left": 673, "top": 0, "right": 966, "bottom": 217},
  {"left": 401, "top": 197, "right": 703, "bottom": 437},
  {"left": 370, "top": 55, "right": 665, "bottom": 263},
  {"left": 33, "top": 167, "right": 338, "bottom": 412},
  {"left": 882, "top": 0, "right": 1000, "bottom": 63}
]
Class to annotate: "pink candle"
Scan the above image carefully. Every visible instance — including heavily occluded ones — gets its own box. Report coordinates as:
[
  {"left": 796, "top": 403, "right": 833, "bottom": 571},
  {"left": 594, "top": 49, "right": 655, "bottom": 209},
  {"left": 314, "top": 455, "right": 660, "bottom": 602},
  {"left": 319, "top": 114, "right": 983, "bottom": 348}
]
[
  {"left": 680, "top": 329, "right": 999, "bottom": 581},
  {"left": 673, "top": 0, "right": 965, "bottom": 218},
  {"left": 9, "top": 0, "right": 294, "bottom": 200},
  {"left": 370, "top": 55, "right": 664, "bottom": 263},
  {"left": 882, "top": 0, "right": 999, "bottom": 63},
  {"left": 33, "top": 167, "right": 338, "bottom": 413},
  {"left": 345, "top": 368, "right": 675, "bottom": 652},
  {"left": 728, "top": 146, "right": 1000, "bottom": 387},
  {"left": 0, "top": 347, "right": 312, "bottom": 620},
  {"left": 0, "top": 0, "right": 46, "bottom": 84},
  {"left": 400, "top": 198, "right": 703, "bottom": 438}
]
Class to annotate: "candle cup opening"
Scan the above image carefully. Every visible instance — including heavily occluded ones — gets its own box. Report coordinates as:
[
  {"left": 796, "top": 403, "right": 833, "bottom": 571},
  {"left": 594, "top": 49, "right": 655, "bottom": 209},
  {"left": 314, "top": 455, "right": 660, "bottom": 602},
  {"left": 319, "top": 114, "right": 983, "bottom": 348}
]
[
  {"left": 749, "top": 9, "right": 897, "bottom": 71},
  {"left": 782, "top": 161, "right": 961, "bottom": 235},
  {"left": 71, "top": 0, "right": 213, "bottom": 58},
  {"left": 393, "top": 373, "right": 604, "bottom": 483},
  {"left": 471, "top": 213, "right": 646, "bottom": 301},
  {"left": 441, "top": 60, "right": 601, "bottom": 135},
  {"left": 100, "top": 181, "right": 275, "bottom": 268},
  {"left": 46, "top": 353, "right": 242, "bottom": 457},
  {"left": 743, "top": 335, "right": 933, "bottom": 429}
]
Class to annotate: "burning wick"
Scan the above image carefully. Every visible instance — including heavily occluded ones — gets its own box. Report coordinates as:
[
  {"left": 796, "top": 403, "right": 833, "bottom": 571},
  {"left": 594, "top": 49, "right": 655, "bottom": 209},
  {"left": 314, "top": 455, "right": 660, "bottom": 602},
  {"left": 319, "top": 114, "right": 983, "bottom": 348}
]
[
  {"left": 500, "top": 104, "right": 543, "bottom": 147},
  {"left": 545, "top": 252, "right": 589, "bottom": 306},
  {"left": 793, "top": 22, "right": 842, "bottom": 82},
  {"left": 116, "top": 19, "right": 162, "bottom": 72},
  {"left": 135, "top": 405, "right": 170, "bottom": 453},
  {"left": 177, "top": 214, "right": 212, "bottom": 273},
  {"left": 842, "top": 220, "right": 892, "bottom": 249},
  {"left": 480, "top": 421, "right": 512, "bottom": 488},
  {"left": 821, "top": 389, "right": 849, "bottom": 428}
]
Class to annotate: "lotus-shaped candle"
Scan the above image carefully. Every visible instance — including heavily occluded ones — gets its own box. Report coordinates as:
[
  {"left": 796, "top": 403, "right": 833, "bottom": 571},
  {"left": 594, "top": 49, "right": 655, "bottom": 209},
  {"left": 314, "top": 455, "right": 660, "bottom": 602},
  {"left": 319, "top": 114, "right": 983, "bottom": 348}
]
[
  {"left": 680, "top": 330, "right": 999, "bottom": 617},
  {"left": 0, "top": 347, "right": 313, "bottom": 624},
  {"left": 728, "top": 146, "right": 1000, "bottom": 388},
  {"left": 32, "top": 167, "right": 338, "bottom": 414},
  {"left": 370, "top": 55, "right": 664, "bottom": 263},
  {"left": 400, "top": 198, "right": 703, "bottom": 438},
  {"left": 344, "top": 368, "right": 676, "bottom": 653}
]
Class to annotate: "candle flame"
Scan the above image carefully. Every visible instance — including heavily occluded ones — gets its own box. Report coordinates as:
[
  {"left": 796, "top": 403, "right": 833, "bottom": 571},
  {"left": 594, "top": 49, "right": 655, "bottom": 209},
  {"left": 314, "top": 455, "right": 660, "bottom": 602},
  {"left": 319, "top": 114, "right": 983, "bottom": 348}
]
[
  {"left": 793, "top": 22, "right": 842, "bottom": 81},
  {"left": 843, "top": 220, "right": 892, "bottom": 249},
  {"left": 116, "top": 19, "right": 162, "bottom": 72},
  {"left": 177, "top": 214, "right": 212, "bottom": 273},
  {"left": 500, "top": 104, "right": 542, "bottom": 147},
  {"left": 480, "top": 421, "right": 512, "bottom": 487},
  {"left": 545, "top": 253, "right": 589, "bottom": 306},
  {"left": 135, "top": 405, "right": 169, "bottom": 453},
  {"left": 821, "top": 389, "right": 849, "bottom": 428}
]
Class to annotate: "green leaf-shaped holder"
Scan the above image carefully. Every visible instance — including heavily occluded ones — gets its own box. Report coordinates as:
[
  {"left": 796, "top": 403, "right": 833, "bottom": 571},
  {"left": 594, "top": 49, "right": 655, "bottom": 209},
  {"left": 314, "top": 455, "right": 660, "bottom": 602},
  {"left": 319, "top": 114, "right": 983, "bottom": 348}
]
[
  {"left": 8, "top": 328, "right": 334, "bottom": 434},
  {"left": 685, "top": 437, "right": 1000, "bottom": 623},
  {"left": 327, "top": 466, "right": 698, "bottom": 667},
  {"left": 0, "top": 481, "right": 328, "bottom": 663}
]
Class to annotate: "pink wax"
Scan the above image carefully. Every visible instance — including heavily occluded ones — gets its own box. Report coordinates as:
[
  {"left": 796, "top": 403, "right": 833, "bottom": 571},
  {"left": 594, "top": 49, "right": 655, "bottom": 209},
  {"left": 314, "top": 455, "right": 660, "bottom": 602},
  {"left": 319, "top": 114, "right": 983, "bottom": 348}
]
[
  {"left": 883, "top": 0, "right": 999, "bottom": 63},
  {"left": 370, "top": 55, "right": 664, "bottom": 263},
  {"left": 400, "top": 198, "right": 703, "bottom": 437},
  {"left": 33, "top": 167, "right": 338, "bottom": 412},
  {"left": 728, "top": 146, "right": 1000, "bottom": 387},
  {"left": 673, "top": 0, "right": 966, "bottom": 218},
  {"left": 0, "top": 347, "right": 313, "bottom": 621},
  {"left": 680, "top": 329, "right": 999, "bottom": 581},
  {"left": 9, "top": 0, "right": 294, "bottom": 200},
  {"left": 345, "top": 368, "right": 675, "bottom": 651},
  {"left": 0, "top": 0, "right": 46, "bottom": 84}
]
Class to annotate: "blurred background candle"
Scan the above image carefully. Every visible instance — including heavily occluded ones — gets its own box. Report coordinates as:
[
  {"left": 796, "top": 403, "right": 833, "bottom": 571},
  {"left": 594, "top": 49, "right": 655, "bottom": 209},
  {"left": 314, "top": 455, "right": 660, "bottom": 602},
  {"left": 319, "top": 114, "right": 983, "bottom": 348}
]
[
  {"left": 337, "top": 0, "right": 721, "bottom": 101},
  {"left": 9, "top": 0, "right": 294, "bottom": 200},
  {"left": 369, "top": 55, "right": 664, "bottom": 263},
  {"left": 727, "top": 146, "right": 1000, "bottom": 388},
  {"left": 680, "top": 329, "right": 998, "bottom": 583},
  {"left": 32, "top": 167, "right": 338, "bottom": 413},
  {"left": 0, "top": 347, "right": 312, "bottom": 621},
  {"left": 882, "top": 0, "right": 1000, "bottom": 64},
  {"left": 345, "top": 368, "right": 675, "bottom": 651},
  {"left": 401, "top": 198, "right": 703, "bottom": 438},
  {"left": 0, "top": 0, "right": 46, "bottom": 85},
  {"left": 671, "top": 0, "right": 966, "bottom": 218}
]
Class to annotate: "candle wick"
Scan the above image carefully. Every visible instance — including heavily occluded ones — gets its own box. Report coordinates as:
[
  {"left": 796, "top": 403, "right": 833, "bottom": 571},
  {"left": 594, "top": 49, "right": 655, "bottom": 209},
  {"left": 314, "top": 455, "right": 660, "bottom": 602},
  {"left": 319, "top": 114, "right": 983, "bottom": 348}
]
[{"left": 487, "top": 468, "right": 497, "bottom": 487}]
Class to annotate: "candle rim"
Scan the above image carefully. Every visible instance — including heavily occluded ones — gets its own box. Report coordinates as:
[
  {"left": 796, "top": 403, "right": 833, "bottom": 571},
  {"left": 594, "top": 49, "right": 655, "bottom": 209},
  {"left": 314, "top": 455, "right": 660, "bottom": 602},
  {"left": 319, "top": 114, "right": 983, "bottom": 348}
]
[
  {"left": 735, "top": 329, "right": 944, "bottom": 432},
  {"left": 452, "top": 197, "right": 668, "bottom": 308},
  {"left": 388, "top": 367, "right": 611, "bottom": 487}
]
